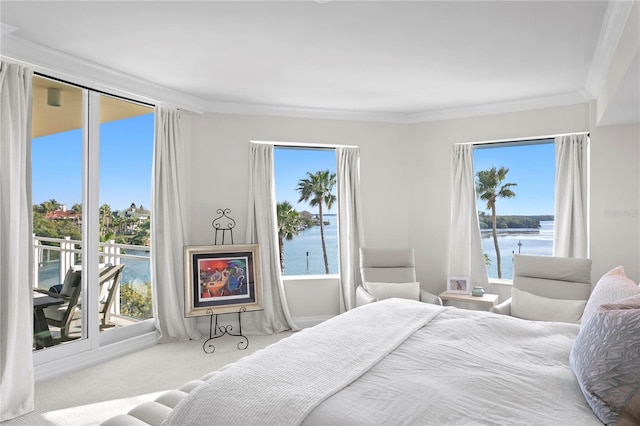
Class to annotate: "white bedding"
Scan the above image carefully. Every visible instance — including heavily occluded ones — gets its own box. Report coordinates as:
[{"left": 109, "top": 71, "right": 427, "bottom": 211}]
[{"left": 167, "top": 299, "right": 600, "bottom": 425}]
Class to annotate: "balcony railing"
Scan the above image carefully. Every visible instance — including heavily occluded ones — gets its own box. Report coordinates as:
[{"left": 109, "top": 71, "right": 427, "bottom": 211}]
[{"left": 32, "top": 235, "right": 152, "bottom": 321}]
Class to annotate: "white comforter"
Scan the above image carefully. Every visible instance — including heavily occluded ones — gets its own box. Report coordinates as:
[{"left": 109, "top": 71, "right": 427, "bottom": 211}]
[{"left": 166, "top": 299, "right": 600, "bottom": 425}]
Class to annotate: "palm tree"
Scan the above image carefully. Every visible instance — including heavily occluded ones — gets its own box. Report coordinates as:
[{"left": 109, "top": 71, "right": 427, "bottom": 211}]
[
  {"left": 99, "top": 204, "right": 112, "bottom": 237},
  {"left": 40, "top": 198, "right": 61, "bottom": 213},
  {"left": 276, "top": 201, "right": 303, "bottom": 272},
  {"left": 297, "top": 170, "right": 336, "bottom": 274},
  {"left": 476, "top": 166, "right": 516, "bottom": 278}
]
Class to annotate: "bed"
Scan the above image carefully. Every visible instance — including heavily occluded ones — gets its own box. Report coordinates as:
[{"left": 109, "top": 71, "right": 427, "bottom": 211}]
[{"left": 103, "top": 288, "right": 640, "bottom": 426}]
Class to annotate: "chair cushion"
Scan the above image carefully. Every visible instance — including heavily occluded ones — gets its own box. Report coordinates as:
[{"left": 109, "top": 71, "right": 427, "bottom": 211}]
[
  {"left": 510, "top": 287, "right": 586, "bottom": 323},
  {"left": 512, "top": 254, "right": 592, "bottom": 301},
  {"left": 581, "top": 266, "right": 640, "bottom": 327},
  {"left": 363, "top": 282, "right": 420, "bottom": 301},
  {"left": 59, "top": 268, "right": 76, "bottom": 296},
  {"left": 570, "top": 294, "right": 640, "bottom": 425},
  {"left": 43, "top": 305, "right": 67, "bottom": 322}
]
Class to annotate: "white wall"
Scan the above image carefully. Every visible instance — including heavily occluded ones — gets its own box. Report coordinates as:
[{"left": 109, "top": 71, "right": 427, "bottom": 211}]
[
  {"left": 184, "top": 103, "right": 640, "bottom": 323},
  {"left": 184, "top": 113, "right": 413, "bottom": 323},
  {"left": 589, "top": 120, "right": 640, "bottom": 283}
]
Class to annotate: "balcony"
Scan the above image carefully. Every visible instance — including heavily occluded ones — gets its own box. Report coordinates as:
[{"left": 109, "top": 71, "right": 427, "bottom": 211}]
[{"left": 33, "top": 235, "right": 151, "bottom": 340}]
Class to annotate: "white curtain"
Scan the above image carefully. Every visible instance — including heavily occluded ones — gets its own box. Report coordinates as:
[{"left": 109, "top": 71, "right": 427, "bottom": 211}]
[
  {"left": 151, "top": 105, "right": 200, "bottom": 342},
  {"left": 554, "top": 134, "right": 589, "bottom": 258},
  {"left": 245, "top": 142, "right": 298, "bottom": 333},
  {"left": 337, "top": 147, "right": 365, "bottom": 311},
  {"left": 0, "top": 62, "right": 34, "bottom": 420},
  {"left": 448, "top": 144, "right": 488, "bottom": 288}
]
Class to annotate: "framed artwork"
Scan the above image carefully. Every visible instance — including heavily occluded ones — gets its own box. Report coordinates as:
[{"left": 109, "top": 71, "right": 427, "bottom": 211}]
[
  {"left": 447, "top": 276, "right": 470, "bottom": 294},
  {"left": 184, "top": 244, "right": 263, "bottom": 317}
]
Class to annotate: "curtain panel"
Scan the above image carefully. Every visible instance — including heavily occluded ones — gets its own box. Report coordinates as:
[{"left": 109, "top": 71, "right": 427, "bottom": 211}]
[
  {"left": 554, "top": 134, "right": 589, "bottom": 258},
  {"left": 0, "top": 61, "right": 35, "bottom": 421},
  {"left": 448, "top": 144, "right": 488, "bottom": 288},
  {"left": 245, "top": 142, "right": 298, "bottom": 333},
  {"left": 337, "top": 146, "right": 365, "bottom": 311},
  {"left": 151, "top": 105, "right": 200, "bottom": 342}
]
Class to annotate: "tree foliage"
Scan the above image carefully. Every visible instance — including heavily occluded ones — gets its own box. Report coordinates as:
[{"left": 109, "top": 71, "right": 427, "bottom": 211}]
[
  {"left": 297, "top": 170, "right": 336, "bottom": 274},
  {"left": 476, "top": 166, "right": 517, "bottom": 279},
  {"left": 276, "top": 201, "right": 303, "bottom": 272},
  {"left": 477, "top": 213, "right": 546, "bottom": 229},
  {"left": 120, "top": 283, "right": 153, "bottom": 319}
]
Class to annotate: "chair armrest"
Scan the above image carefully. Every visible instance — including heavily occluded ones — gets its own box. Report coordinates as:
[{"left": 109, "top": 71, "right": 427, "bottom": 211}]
[
  {"left": 35, "top": 285, "right": 64, "bottom": 297},
  {"left": 420, "top": 290, "right": 443, "bottom": 306},
  {"left": 356, "top": 285, "right": 377, "bottom": 307},
  {"left": 490, "top": 298, "right": 512, "bottom": 315},
  {"left": 40, "top": 291, "right": 71, "bottom": 300}
]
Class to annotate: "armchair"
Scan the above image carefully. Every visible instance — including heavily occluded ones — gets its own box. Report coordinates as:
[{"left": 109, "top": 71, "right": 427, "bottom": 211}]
[
  {"left": 491, "top": 254, "right": 592, "bottom": 323},
  {"left": 356, "top": 247, "right": 442, "bottom": 307},
  {"left": 98, "top": 264, "right": 125, "bottom": 329}
]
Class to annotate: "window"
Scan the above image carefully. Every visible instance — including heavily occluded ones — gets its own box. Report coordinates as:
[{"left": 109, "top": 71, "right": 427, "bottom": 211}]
[
  {"left": 473, "top": 140, "right": 555, "bottom": 280},
  {"left": 31, "top": 75, "right": 154, "bottom": 353},
  {"left": 273, "top": 147, "right": 339, "bottom": 276}
]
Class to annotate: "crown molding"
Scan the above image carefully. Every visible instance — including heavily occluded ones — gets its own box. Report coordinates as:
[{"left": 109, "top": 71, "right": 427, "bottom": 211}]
[
  {"left": 205, "top": 100, "right": 410, "bottom": 123},
  {"left": 0, "top": 32, "right": 206, "bottom": 113},
  {"left": 1, "top": 22, "right": 17, "bottom": 37},
  {"left": 205, "top": 92, "right": 589, "bottom": 124},
  {"left": 405, "top": 92, "right": 588, "bottom": 124},
  {"left": 586, "top": 0, "right": 635, "bottom": 99}
]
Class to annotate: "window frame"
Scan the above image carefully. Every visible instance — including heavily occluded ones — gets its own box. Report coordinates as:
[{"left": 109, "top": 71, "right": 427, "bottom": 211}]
[
  {"left": 272, "top": 143, "right": 341, "bottom": 279},
  {"left": 472, "top": 137, "right": 556, "bottom": 281}
]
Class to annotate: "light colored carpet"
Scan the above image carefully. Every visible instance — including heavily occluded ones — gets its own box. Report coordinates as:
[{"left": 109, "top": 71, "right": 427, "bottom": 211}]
[{"left": 6, "top": 332, "right": 293, "bottom": 426}]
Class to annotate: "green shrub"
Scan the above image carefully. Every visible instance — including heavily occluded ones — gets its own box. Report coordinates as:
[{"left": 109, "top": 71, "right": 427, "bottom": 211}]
[{"left": 120, "top": 283, "right": 153, "bottom": 319}]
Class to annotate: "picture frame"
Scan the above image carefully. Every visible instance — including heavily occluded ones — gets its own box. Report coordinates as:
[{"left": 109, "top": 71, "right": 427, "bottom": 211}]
[
  {"left": 184, "top": 244, "right": 263, "bottom": 317},
  {"left": 447, "top": 276, "right": 470, "bottom": 294}
]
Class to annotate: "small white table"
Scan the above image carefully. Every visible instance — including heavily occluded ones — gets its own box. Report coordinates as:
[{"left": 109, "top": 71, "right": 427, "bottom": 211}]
[{"left": 439, "top": 291, "right": 499, "bottom": 309}]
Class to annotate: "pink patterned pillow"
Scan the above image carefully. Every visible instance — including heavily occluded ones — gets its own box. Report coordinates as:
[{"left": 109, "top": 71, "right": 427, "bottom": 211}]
[
  {"left": 570, "top": 293, "right": 640, "bottom": 425},
  {"left": 581, "top": 266, "right": 639, "bottom": 327}
]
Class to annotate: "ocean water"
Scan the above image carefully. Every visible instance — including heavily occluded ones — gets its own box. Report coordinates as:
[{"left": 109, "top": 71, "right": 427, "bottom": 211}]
[
  {"left": 37, "top": 252, "right": 151, "bottom": 289},
  {"left": 283, "top": 217, "right": 339, "bottom": 276},
  {"left": 37, "top": 221, "right": 552, "bottom": 282},
  {"left": 482, "top": 221, "right": 554, "bottom": 279},
  {"left": 282, "top": 219, "right": 554, "bottom": 279}
]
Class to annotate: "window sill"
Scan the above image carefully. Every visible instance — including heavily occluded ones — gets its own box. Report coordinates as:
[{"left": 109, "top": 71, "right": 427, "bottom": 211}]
[
  {"left": 282, "top": 274, "right": 340, "bottom": 281},
  {"left": 488, "top": 278, "right": 513, "bottom": 287}
]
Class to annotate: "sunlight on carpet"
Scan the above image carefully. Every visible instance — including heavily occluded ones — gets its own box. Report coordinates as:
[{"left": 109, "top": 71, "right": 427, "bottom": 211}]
[{"left": 40, "top": 392, "right": 165, "bottom": 426}]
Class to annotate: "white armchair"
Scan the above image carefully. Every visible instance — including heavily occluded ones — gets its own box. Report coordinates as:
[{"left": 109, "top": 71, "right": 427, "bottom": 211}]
[
  {"left": 491, "top": 254, "right": 592, "bottom": 323},
  {"left": 356, "top": 247, "right": 442, "bottom": 307}
]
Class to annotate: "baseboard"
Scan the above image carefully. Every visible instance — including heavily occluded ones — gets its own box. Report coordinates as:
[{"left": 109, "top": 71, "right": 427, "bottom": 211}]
[
  {"left": 34, "top": 332, "right": 157, "bottom": 383},
  {"left": 292, "top": 315, "right": 334, "bottom": 329}
]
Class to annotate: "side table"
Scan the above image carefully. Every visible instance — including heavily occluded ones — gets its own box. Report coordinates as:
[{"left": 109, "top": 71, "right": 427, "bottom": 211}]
[{"left": 439, "top": 291, "right": 499, "bottom": 310}]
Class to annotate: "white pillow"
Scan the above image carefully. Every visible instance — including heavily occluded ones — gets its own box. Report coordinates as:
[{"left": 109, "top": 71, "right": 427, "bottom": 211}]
[
  {"left": 581, "top": 266, "right": 640, "bottom": 327},
  {"left": 511, "top": 287, "right": 586, "bottom": 323},
  {"left": 364, "top": 281, "right": 420, "bottom": 301}
]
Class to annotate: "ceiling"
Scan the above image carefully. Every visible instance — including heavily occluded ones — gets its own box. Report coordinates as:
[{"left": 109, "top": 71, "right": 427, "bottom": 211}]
[
  {"left": 31, "top": 75, "right": 152, "bottom": 138},
  {"left": 1, "top": 1, "right": 637, "bottom": 123}
]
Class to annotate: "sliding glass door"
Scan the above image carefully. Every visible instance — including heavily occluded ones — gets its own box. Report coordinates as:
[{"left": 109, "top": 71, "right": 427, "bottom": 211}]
[{"left": 31, "top": 75, "right": 154, "bottom": 357}]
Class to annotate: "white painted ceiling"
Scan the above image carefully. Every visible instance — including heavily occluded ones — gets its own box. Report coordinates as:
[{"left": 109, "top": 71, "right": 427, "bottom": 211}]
[{"left": 0, "top": 1, "right": 634, "bottom": 122}]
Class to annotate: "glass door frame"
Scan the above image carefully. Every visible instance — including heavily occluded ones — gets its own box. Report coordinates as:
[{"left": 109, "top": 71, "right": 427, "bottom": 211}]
[{"left": 33, "top": 80, "right": 155, "bottom": 368}]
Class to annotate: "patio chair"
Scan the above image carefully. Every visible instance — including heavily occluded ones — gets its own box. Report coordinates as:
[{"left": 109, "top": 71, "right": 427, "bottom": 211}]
[
  {"left": 99, "top": 264, "right": 125, "bottom": 329},
  {"left": 40, "top": 267, "right": 83, "bottom": 341}
]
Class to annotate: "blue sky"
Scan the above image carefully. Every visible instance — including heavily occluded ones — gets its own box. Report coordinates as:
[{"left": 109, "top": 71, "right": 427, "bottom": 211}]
[
  {"left": 32, "top": 113, "right": 154, "bottom": 211},
  {"left": 473, "top": 141, "right": 555, "bottom": 216},
  {"left": 33, "top": 123, "right": 552, "bottom": 217},
  {"left": 274, "top": 147, "right": 337, "bottom": 215}
]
